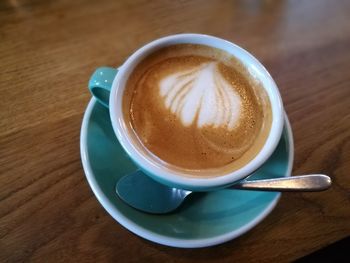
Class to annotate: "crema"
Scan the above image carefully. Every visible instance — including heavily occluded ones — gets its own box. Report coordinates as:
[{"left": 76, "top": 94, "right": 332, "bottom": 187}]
[{"left": 122, "top": 44, "right": 272, "bottom": 175}]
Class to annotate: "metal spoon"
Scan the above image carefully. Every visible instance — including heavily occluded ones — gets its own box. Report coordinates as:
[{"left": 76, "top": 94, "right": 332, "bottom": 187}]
[{"left": 116, "top": 171, "right": 331, "bottom": 214}]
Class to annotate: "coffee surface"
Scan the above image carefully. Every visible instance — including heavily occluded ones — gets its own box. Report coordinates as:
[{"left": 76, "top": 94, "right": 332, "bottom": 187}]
[{"left": 123, "top": 44, "right": 272, "bottom": 175}]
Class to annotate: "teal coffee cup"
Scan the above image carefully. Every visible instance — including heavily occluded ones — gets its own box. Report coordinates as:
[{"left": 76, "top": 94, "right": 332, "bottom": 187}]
[{"left": 88, "top": 34, "right": 284, "bottom": 191}]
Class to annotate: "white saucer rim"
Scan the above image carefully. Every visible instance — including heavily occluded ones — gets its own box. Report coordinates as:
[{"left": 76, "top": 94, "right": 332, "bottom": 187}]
[{"left": 80, "top": 98, "right": 294, "bottom": 248}]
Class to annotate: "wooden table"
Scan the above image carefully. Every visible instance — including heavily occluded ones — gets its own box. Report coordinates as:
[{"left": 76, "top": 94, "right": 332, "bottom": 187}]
[{"left": 1, "top": 0, "right": 349, "bottom": 262}]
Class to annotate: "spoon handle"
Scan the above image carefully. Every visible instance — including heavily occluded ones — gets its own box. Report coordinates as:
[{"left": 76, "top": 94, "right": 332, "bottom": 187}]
[{"left": 232, "top": 174, "right": 331, "bottom": 192}]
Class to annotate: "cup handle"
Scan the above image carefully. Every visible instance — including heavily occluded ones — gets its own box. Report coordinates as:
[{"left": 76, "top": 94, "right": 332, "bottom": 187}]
[{"left": 88, "top": 67, "right": 118, "bottom": 108}]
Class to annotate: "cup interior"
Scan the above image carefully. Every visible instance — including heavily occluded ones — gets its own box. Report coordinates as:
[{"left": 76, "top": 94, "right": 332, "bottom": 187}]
[{"left": 110, "top": 34, "right": 284, "bottom": 190}]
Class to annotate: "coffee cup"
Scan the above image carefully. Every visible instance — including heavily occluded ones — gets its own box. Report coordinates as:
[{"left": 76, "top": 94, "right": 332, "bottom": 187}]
[{"left": 88, "top": 34, "right": 284, "bottom": 191}]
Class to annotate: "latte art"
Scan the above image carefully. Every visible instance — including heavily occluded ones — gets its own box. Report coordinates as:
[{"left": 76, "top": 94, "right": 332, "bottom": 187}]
[
  {"left": 123, "top": 44, "right": 272, "bottom": 173},
  {"left": 160, "top": 62, "right": 241, "bottom": 130}
]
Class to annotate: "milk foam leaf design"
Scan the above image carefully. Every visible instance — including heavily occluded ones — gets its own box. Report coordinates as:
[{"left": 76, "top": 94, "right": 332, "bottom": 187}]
[{"left": 160, "top": 62, "right": 241, "bottom": 130}]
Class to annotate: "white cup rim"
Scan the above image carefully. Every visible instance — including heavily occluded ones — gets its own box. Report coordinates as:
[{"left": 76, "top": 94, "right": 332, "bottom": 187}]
[{"left": 110, "top": 33, "right": 284, "bottom": 189}]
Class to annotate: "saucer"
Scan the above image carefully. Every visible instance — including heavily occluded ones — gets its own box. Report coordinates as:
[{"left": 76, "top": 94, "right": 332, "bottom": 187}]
[{"left": 80, "top": 99, "right": 293, "bottom": 248}]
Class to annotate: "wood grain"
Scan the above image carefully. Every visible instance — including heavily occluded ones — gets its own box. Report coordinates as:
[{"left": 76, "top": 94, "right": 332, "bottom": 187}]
[{"left": 1, "top": 0, "right": 349, "bottom": 262}]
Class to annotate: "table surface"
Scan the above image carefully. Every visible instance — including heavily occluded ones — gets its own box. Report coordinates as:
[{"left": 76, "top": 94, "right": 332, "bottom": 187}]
[{"left": 1, "top": 0, "right": 350, "bottom": 262}]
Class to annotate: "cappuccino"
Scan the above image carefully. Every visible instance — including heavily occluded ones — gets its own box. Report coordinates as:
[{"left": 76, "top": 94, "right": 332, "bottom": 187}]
[{"left": 123, "top": 44, "right": 272, "bottom": 175}]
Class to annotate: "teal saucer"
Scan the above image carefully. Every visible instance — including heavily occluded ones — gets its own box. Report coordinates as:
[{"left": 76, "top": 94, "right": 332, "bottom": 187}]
[{"left": 80, "top": 99, "right": 293, "bottom": 248}]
